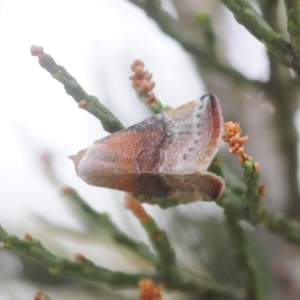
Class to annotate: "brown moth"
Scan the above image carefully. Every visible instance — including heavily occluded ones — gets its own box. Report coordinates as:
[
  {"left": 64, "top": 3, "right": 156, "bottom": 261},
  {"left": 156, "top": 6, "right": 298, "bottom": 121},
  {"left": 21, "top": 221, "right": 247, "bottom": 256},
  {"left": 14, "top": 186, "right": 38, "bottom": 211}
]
[{"left": 70, "top": 94, "right": 225, "bottom": 201}]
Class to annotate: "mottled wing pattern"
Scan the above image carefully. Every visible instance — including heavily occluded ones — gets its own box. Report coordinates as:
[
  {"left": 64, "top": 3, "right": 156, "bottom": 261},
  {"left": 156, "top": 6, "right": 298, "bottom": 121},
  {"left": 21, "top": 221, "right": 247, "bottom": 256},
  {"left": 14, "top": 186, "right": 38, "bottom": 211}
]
[
  {"left": 158, "top": 94, "right": 223, "bottom": 173},
  {"left": 71, "top": 94, "right": 224, "bottom": 201}
]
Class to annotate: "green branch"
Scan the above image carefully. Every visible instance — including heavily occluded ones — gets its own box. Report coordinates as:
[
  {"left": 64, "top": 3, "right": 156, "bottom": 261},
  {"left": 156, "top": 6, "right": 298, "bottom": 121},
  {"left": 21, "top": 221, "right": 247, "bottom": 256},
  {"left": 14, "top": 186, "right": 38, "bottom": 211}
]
[
  {"left": 41, "top": 154, "right": 158, "bottom": 265},
  {"left": 215, "top": 158, "right": 264, "bottom": 299},
  {"left": 0, "top": 225, "right": 151, "bottom": 287},
  {"left": 0, "top": 223, "right": 244, "bottom": 299},
  {"left": 62, "top": 187, "right": 158, "bottom": 265},
  {"left": 167, "top": 275, "right": 245, "bottom": 300},
  {"left": 140, "top": 216, "right": 175, "bottom": 275},
  {"left": 196, "top": 12, "right": 217, "bottom": 56},
  {"left": 126, "top": 0, "right": 264, "bottom": 87},
  {"left": 258, "top": 0, "right": 300, "bottom": 219},
  {"left": 241, "top": 158, "right": 300, "bottom": 243},
  {"left": 220, "top": 0, "right": 300, "bottom": 76},
  {"left": 241, "top": 159, "right": 267, "bottom": 222},
  {"left": 30, "top": 46, "right": 124, "bottom": 133},
  {"left": 136, "top": 92, "right": 165, "bottom": 114},
  {"left": 125, "top": 198, "right": 246, "bottom": 299},
  {"left": 125, "top": 198, "right": 176, "bottom": 275},
  {"left": 214, "top": 154, "right": 300, "bottom": 245},
  {"left": 225, "top": 216, "right": 264, "bottom": 300},
  {"left": 284, "top": 0, "right": 300, "bottom": 59},
  {"left": 240, "top": 156, "right": 300, "bottom": 243}
]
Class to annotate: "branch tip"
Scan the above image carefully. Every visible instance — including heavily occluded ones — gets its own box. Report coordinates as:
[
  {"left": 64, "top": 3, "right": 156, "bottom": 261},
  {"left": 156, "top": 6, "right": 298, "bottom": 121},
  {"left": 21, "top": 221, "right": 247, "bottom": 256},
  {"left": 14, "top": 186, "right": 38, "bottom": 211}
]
[
  {"left": 125, "top": 193, "right": 149, "bottom": 222},
  {"left": 34, "top": 290, "right": 50, "bottom": 300},
  {"left": 223, "top": 121, "right": 251, "bottom": 163},
  {"left": 130, "top": 59, "right": 156, "bottom": 94},
  {"left": 129, "top": 59, "right": 163, "bottom": 110},
  {"left": 61, "top": 186, "right": 75, "bottom": 195},
  {"left": 25, "top": 233, "right": 34, "bottom": 241},
  {"left": 30, "top": 45, "right": 44, "bottom": 59},
  {"left": 75, "top": 253, "right": 88, "bottom": 262}
]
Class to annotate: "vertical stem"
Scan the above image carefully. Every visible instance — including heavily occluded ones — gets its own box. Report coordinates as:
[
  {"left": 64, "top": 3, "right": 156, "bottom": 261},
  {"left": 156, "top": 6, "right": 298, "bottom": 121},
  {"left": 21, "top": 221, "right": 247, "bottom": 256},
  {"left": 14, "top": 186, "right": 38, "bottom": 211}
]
[
  {"left": 284, "top": 0, "right": 300, "bottom": 58},
  {"left": 258, "top": 1, "right": 300, "bottom": 219},
  {"left": 225, "top": 216, "right": 264, "bottom": 300}
]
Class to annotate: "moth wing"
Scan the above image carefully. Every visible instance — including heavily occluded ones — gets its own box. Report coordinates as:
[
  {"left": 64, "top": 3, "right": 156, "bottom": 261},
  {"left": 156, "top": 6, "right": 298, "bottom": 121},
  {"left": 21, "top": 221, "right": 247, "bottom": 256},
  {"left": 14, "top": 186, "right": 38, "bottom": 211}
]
[
  {"left": 70, "top": 94, "right": 223, "bottom": 199},
  {"left": 159, "top": 171, "right": 225, "bottom": 201},
  {"left": 71, "top": 113, "right": 172, "bottom": 190},
  {"left": 158, "top": 94, "right": 223, "bottom": 174}
]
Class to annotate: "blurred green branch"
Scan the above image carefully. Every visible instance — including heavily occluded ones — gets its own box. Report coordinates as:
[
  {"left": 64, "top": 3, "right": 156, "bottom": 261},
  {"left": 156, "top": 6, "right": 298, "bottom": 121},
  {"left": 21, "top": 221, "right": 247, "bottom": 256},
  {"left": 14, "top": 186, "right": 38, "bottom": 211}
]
[
  {"left": 240, "top": 157, "right": 300, "bottom": 244},
  {"left": 129, "top": 59, "right": 165, "bottom": 114},
  {"left": 213, "top": 150, "right": 300, "bottom": 245},
  {"left": 125, "top": 196, "right": 176, "bottom": 276},
  {"left": 126, "top": 0, "right": 264, "bottom": 87},
  {"left": 196, "top": 12, "right": 217, "bottom": 56},
  {"left": 258, "top": 0, "right": 300, "bottom": 219},
  {"left": 225, "top": 216, "right": 264, "bottom": 300},
  {"left": 283, "top": 0, "right": 300, "bottom": 59},
  {"left": 0, "top": 225, "right": 150, "bottom": 288},
  {"left": 220, "top": 0, "right": 300, "bottom": 76},
  {"left": 34, "top": 290, "right": 51, "bottom": 300},
  {"left": 62, "top": 187, "right": 158, "bottom": 265},
  {"left": 0, "top": 222, "right": 245, "bottom": 299},
  {"left": 41, "top": 153, "right": 158, "bottom": 266}
]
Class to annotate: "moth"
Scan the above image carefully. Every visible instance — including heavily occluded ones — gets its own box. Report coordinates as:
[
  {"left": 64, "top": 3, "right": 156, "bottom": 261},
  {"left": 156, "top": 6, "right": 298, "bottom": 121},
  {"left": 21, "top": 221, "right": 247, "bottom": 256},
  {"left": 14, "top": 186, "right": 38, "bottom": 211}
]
[{"left": 70, "top": 94, "right": 225, "bottom": 201}]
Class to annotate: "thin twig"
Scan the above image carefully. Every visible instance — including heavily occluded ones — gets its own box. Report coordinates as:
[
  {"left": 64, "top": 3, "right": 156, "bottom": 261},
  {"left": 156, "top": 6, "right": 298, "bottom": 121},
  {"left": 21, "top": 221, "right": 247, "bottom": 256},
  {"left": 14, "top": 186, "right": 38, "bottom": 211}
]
[
  {"left": 61, "top": 187, "right": 158, "bottom": 265},
  {"left": 125, "top": 195, "right": 176, "bottom": 275},
  {"left": 225, "top": 216, "right": 264, "bottom": 300},
  {"left": 0, "top": 223, "right": 244, "bottom": 299},
  {"left": 221, "top": 122, "right": 300, "bottom": 245},
  {"left": 124, "top": 195, "right": 245, "bottom": 299},
  {"left": 130, "top": 59, "right": 164, "bottom": 114},
  {"left": 283, "top": 0, "right": 300, "bottom": 59},
  {"left": 31, "top": 45, "right": 124, "bottom": 133},
  {"left": 126, "top": 0, "right": 265, "bottom": 87},
  {"left": 0, "top": 225, "right": 151, "bottom": 287},
  {"left": 258, "top": 1, "right": 300, "bottom": 219},
  {"left": 219, "top": 0, "right": 300, "bottom": 76},
  {"left": 214, "top": 153, "right": 300, "bottom": 245}
]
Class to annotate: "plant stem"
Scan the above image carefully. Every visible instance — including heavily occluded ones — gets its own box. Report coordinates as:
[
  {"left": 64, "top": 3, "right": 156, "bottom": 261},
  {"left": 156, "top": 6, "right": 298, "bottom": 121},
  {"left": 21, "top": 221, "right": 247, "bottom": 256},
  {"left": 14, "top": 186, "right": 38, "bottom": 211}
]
[
  {"left": 127, "top": 0, "right": 264, "bottom": 87},
  {"left": 259, "top": 0, "right": 300, "bottom": 219},
  {"left": 0, "top": 225, "right": 150, "bottom": 287},
  {"left": 211, "top": 154, "right": 300, "bottom": 245},
  {"left": 31, "top": 46, "right": 124, "bottom": 133},
  {"left": 220, "top": 0, "right": 300, "bottom": 76},
  {"left": 125, "top": 196, "right": 176, "bottom": 275},
  {"left": 0, "top": 223, "right": 244, "bottom": 299},
  {"left": 225, "top": 215, "right": 264, "bottom": 300},
  {"left": 284, "top": 0, "right": 300, "bottom": 59},
  {"left": 63, "top": 187, "right": 158, "bottom": 265}
]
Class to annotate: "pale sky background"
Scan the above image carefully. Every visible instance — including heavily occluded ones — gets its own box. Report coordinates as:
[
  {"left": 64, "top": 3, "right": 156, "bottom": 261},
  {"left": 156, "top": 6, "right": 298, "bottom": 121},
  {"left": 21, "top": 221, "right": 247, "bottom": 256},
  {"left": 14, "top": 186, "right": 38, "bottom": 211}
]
[{"left": 0, "top": 0, "right": 269, "bottom": 299}]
